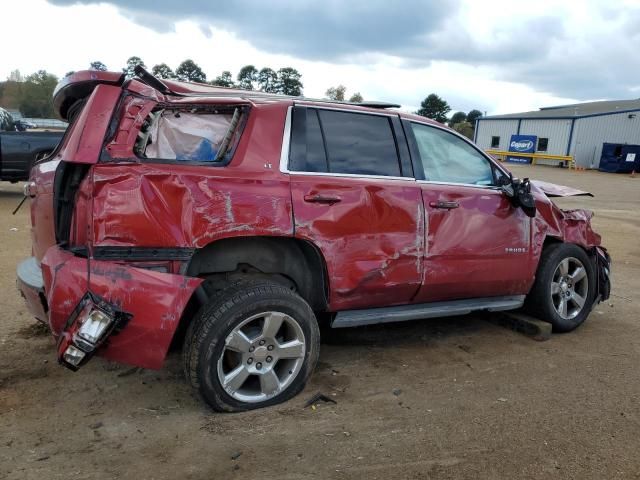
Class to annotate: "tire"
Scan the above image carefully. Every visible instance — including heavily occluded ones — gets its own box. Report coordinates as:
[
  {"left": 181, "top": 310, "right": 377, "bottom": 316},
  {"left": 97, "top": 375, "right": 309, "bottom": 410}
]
[
  {"left": 526, "top": 243, "right": 596, "bottom": 332},
  {"left": 183, "top": 280, "right": 320, "bottom": 412}
]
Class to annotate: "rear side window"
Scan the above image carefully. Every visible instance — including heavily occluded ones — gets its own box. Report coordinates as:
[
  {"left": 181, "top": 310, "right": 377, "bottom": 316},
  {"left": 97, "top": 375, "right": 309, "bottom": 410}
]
[
  {"left": 136, "top": 106, "right": 245, "bottom": 163},
  {"left": 289, "top": 107, "right": 401, "bottom": 177},
  {"left": 411, "top": 122, "right": 494, "bottom": 185}
]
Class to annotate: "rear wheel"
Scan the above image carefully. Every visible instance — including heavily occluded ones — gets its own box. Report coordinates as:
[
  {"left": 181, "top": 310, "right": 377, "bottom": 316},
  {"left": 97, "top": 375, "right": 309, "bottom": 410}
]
[
  {"left": 526, "top": 243, "right": 596, "bottom": 332},
  {"left": 184, "top": 280, "right": 320, "bottom": 412}
]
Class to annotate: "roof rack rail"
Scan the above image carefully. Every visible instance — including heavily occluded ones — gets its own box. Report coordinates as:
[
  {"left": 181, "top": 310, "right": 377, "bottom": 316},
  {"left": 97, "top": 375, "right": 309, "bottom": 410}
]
[{"left": 355, "top": 101, "right": 401, "bottom": 109}]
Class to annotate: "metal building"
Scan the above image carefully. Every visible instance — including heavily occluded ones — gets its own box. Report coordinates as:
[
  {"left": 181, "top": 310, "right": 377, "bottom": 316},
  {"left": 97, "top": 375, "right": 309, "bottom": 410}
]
[{"left": 474, "top": 99, "right": 640, "bottom": 168}]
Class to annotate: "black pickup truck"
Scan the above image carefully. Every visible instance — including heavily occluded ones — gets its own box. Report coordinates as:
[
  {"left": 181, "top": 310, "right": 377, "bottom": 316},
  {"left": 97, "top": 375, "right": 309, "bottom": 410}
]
[{"left": 0, "top": 107, "right": 64, "bottom": 182}]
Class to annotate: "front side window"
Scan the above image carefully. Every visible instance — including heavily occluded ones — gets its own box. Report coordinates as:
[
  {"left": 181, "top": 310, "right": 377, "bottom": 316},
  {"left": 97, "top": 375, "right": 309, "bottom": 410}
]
[
  {"left": 411, "top": 122, "right": 494, "bottom": 185},
  {"left": 288, "top": 107, "right": 402, "bottom": 177}
]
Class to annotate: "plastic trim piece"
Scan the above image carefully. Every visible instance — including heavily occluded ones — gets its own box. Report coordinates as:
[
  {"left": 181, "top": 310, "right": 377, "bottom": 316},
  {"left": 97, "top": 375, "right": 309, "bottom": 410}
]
[{"left": 331, "top": 295, "right": 526, "bottom": 328}]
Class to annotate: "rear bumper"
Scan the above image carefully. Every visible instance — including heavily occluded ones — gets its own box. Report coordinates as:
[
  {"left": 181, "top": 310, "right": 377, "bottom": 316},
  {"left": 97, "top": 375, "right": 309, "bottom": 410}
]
[
  {"left": 16, "top": 257, "right": 48, "bottom": 323},
  {"left": 40, "top": 246, "right": 202, "bottom": 370}
]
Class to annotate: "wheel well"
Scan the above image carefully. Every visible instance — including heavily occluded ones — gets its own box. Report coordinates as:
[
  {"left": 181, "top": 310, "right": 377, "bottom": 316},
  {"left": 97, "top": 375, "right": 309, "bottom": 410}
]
[
  {"left": 186, "top": 236, "right": 328, "bottom": 311},
  {"left": 543, "top": 236, "right": 562, "bottom": 250}
]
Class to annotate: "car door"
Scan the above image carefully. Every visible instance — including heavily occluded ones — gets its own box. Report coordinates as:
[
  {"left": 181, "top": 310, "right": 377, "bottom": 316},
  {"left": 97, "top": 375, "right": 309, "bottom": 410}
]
[
  {"left": 285, "top": 106, "right": 424, "bottom": 311},
  {"left": 404, "top": 120, "right": 534, "bottom": 303}
]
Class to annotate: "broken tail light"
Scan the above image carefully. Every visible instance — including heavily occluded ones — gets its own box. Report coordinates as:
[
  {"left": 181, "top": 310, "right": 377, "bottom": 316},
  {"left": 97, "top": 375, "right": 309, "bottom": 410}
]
[{"left": 59, "top": 292, "right": 131, "bottom": 370}]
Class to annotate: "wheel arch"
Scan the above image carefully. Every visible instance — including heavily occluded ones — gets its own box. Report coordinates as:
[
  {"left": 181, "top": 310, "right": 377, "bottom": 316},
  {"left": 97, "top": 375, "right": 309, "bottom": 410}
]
[{"left": 186, "top": 235, "right": 329, "bottom": 312}]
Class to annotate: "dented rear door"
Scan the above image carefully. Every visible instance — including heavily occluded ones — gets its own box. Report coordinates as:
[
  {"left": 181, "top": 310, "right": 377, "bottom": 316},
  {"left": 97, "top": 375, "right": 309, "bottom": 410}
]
[{"left": 287, "top": 106, "right": 424, "bottom": 311}]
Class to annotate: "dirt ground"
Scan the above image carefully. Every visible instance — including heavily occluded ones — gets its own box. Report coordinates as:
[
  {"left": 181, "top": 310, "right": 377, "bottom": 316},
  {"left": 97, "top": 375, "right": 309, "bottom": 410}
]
[{"left": 0, "top": 164, "right": 638, "bottom": 480}]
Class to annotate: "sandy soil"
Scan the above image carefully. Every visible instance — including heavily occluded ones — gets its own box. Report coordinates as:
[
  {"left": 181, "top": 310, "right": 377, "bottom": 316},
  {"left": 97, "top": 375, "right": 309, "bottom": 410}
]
[{"left": 0, "top": 164, "right": 639, "bottom": 479}]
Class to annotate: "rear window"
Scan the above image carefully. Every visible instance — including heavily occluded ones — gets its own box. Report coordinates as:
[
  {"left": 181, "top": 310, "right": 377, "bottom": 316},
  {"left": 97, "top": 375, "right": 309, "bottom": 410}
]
[
  {"left": 289, "top": 107, "right": 401, "bottom": 177},
  {"left": 136, "top": 107, "right": 245, "bottom": 163}
]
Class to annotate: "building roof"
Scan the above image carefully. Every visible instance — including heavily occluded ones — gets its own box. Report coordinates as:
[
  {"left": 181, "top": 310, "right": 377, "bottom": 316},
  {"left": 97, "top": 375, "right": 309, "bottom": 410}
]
[{"left": 482, "top": 99, "right": 640, "bottom": 120}]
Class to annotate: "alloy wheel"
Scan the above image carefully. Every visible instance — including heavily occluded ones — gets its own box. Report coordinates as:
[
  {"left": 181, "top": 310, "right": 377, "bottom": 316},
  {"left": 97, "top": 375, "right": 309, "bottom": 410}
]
[
  {"left": 216, "top": 311, "right": 306, "bottom": 403},
  {"left": 550, "top": 257, "right": 589, "bottom": 320}
]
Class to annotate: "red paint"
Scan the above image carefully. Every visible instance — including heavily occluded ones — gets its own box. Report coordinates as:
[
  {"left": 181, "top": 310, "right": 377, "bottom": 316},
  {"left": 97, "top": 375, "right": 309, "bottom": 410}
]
[
  {"left": 42, "top": 247, "right": 202, "bottom": 369},
  {"left": 17, "top": 70, "right": 607, "bottom": 372},
  {"left": 291, "top": 175, "right": 424, "bottom": 310},
  {"left": 416, "top": 184, "right": 534, "bottom": 302}
]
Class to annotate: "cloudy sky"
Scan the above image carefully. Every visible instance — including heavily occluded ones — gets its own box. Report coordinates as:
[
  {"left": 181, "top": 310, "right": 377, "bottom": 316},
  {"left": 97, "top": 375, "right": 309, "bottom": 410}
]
[{"left": 3, "top": 0, "right": 640, "bottom": 114}]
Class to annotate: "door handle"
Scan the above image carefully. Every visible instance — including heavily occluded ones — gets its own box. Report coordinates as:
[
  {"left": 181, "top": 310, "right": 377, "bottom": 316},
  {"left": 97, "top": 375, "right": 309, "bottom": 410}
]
[
  {"left": 429, "top": 200, "right": 459, "bottom": 210},
  {"left": 303, "top": 194, "right": 342, "bottom": 205}
]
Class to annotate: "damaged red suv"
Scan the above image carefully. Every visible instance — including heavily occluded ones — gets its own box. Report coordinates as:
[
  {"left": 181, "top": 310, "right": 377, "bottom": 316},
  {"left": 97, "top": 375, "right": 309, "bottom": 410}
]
[{"left": 17, "top": 68, "right": 611, "bottom": 411}]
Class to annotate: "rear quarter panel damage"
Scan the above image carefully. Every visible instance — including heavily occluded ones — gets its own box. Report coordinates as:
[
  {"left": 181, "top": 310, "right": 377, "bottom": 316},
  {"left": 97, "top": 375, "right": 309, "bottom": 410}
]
[{"left": 42, "top": 247, "right": 202, "bottom": 369}]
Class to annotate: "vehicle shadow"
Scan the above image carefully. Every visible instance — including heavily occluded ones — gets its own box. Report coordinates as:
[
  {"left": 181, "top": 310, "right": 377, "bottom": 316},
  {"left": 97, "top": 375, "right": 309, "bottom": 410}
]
[{"left": 320, "top": 314, "right": 491, "bottom": 348}]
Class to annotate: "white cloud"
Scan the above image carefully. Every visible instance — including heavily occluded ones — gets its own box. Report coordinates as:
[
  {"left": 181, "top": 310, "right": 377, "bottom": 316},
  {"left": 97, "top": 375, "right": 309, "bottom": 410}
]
[{"left": 2, "top": 0, "right": 637, "bottom": 116}]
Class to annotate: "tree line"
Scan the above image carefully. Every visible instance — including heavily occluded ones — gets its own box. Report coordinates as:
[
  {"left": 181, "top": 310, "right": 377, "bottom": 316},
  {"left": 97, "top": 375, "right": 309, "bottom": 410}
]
[
  {"left": 416, "top": 93, "right": 483, "bottom": 138},
  {"left": 86, "top": 57, "right": 304, "bottom": 96},
  {"left": 0, "top": 57, "right": 483, "bottom": 137}
]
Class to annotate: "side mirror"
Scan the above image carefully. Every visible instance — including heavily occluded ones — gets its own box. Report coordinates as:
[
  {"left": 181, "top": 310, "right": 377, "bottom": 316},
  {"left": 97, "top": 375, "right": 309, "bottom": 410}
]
[
  {"left": 497, "top": 173, "right": 515, "bottom": 198},
  {"left": 499, "top": 174, "right": 537, "bottom": 217},
  {"left": 514, "top": 178, "right": 537, "bottom": 218}
]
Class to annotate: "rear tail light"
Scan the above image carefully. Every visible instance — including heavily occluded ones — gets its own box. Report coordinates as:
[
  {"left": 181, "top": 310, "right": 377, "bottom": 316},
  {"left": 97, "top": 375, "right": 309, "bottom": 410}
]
[{"left": 62, "top": 345, "right": 86, "bottom": 367}]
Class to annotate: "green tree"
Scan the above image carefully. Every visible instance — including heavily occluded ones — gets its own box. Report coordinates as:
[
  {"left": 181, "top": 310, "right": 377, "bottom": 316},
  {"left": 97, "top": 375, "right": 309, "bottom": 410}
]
[
  {"left": 175, "top": 59, "right": 206, "bottom": 83},
  {"left": 349, "top": 92, "right": 364, "bottom": 103},
  {"left": 210, "top": 71, "right": 235, "bottom": 87},
  {"left": 448, "top": 111, "right": 467, "bottom": 127},
  {"left": 416, "top": 94, "right": 451, "bottom": 123},
  {"left": 276, "top": 67, "right": 303, "bottom": 96},
  {"left": 325, "top": 85, "right": 347, "bottom": 101},
  {"left": 237, "top": 65, "right": 258, "bottom": 90},
  {"left": 466, "top": 109, "right": 483, "bottom": 125},
  {"left": 123, "top": 56, "right": 146, "bottom": 78},
  {"left": 257, "top": 67, "right": 278, "bottom": 93},
  {"left": 452, "top": 122, "right": 474, "bottom": 139},
  {"left": 90, "top": 61, "right": 107, "bottom": 71},
  {"left": 151, "top": 63, "right": 175, "bottom": 79},
  {"left": 20, "top": 70, "right": 59, "bottom": 117}
]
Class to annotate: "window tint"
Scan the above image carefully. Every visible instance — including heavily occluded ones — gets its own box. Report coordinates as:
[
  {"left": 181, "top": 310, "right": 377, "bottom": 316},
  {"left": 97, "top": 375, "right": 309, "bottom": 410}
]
[
  {"left": 317, "top": 110, "right": 401, "bottom": 176},
  {"left": 289, "top": 108, "right": 328, "bottom": 172},
  {"left": 491, "top": 136, "right": 500, "bottom": 148},
  {"left": 537, "top": 137, "right": 549, "bottom": 152},
  {"left": 411, "top": 122, "right": 494, "bottom": 185}
]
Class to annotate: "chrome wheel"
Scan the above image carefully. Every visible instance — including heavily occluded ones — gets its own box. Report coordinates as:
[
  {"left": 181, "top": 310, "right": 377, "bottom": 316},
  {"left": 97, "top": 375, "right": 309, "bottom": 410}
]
[
  {"left": 216, "top": 311, "right": 306, "bottom": 403},
  {"left": 551, "top": 257, "right": 589, "bottom": 320}
]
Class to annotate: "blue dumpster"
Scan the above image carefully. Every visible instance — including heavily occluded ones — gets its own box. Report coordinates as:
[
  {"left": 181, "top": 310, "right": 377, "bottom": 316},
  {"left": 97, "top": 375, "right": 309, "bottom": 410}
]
[{"left": 599, "top": 143, "right": 640, "bottom": 173}]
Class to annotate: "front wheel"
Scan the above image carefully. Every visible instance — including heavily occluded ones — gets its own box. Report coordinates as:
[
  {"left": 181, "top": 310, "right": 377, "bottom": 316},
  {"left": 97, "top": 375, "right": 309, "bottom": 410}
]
[
  {"left": 526, "top": 243, "right": 596, "bottom": 332},
  {"left": 184, "top": 280, "right": 320, "bottom": 412}
]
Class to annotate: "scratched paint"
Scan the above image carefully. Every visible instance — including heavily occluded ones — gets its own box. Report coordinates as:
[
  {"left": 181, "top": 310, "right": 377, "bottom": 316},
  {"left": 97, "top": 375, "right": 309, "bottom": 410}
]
[
  {"left": 42, "top": 246, "right": 202, "bottom": 369},
  {"left": 20, "top": 71, "right": 608, "bottom": 374},
  {"left": 416, "top": 183, "right": 533, "bottom": 302},
  {"left": 290, "top": 175, "right": 424, "bottom": 310}
]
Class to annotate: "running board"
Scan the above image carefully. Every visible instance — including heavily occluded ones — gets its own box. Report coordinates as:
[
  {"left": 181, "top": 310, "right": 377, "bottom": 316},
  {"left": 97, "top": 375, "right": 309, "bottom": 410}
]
[{"left": 331, "top": 295, "right": 525, "bottom": 328}]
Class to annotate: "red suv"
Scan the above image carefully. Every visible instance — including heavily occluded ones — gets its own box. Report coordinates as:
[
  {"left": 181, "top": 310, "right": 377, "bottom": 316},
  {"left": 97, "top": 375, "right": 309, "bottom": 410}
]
[{"left": 17, "top": 68, "right": 610, "bottom": 411}]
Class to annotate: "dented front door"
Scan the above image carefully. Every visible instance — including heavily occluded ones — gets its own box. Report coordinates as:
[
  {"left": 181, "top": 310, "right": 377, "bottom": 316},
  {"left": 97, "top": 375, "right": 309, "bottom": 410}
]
[{"left": 414, "top": 183, "right": 533, "bottom": 303}]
